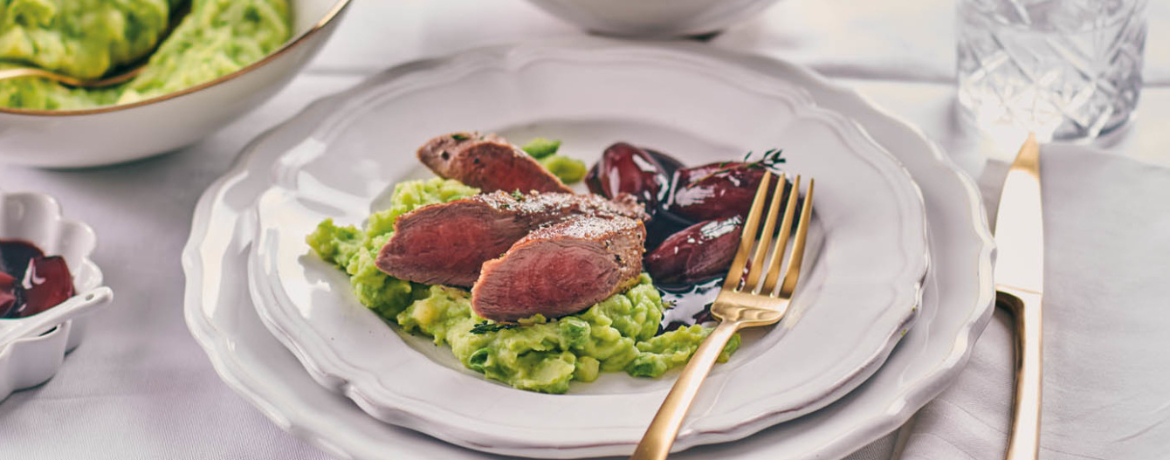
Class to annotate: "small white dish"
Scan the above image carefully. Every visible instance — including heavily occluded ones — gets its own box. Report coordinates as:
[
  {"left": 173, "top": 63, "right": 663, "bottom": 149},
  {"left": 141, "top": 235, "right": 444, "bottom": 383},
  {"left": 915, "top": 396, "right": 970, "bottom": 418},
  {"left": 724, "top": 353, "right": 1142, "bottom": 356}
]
[
  {"left": 525, "top": 0, "right": 784, "bottom": 37},
  {"left": 0, "top": 0, "right": 352, "bottom": 168},
  {"left": 0, "top": 191, "right": 107, "bottom": 401},
  {"left": 184, "top": 39, "right": 995, "bottom": 460}
]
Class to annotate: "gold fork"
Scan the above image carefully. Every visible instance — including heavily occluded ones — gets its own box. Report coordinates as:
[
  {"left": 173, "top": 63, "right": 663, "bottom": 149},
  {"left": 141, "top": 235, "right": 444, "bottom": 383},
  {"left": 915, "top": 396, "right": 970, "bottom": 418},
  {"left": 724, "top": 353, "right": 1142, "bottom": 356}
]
[{"left": 630, "top": 170, "right": 814, "bottom": 460}]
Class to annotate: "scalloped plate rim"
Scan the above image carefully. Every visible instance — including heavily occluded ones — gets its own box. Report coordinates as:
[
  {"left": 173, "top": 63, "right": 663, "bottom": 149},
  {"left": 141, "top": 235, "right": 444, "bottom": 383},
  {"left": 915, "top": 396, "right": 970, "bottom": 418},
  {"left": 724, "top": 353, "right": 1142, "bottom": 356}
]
[
  {"left": 182, "top": 38, "right": 996, "bottom": 460},
  {"left": 242, "top": 43, "right": 929, "bottom": 455}
]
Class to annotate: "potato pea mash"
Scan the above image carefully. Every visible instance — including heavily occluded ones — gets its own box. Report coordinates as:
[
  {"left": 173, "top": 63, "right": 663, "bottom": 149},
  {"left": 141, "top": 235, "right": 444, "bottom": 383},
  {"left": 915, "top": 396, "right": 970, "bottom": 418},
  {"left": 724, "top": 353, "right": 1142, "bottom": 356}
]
[
  {"left": 307, "top": 178, "right": 739, "bottom": 393},
  {"left": 0, "top": 0, "right": 291, "bottom": 110}
]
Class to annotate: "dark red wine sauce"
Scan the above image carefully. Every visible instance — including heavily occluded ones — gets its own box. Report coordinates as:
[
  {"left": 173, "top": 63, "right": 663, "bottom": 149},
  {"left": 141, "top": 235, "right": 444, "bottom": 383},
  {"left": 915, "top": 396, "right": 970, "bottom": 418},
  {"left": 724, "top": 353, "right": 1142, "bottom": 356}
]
[{"left": 0, "top": 239, "right": 75, "bottom": 319}]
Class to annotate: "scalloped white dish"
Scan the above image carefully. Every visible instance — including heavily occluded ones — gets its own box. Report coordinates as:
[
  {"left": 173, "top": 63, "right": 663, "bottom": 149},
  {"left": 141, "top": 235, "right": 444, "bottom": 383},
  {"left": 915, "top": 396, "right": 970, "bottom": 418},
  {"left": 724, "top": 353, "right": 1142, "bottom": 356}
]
[
  {"left": 184, "top": 39, "right": 995, "bottom": 460},
  {"left": 0, "top": 191, "right": 105, "bottom": 402},
  {"left": 245, "top": 59, "right": 928, "bottom": 455}
]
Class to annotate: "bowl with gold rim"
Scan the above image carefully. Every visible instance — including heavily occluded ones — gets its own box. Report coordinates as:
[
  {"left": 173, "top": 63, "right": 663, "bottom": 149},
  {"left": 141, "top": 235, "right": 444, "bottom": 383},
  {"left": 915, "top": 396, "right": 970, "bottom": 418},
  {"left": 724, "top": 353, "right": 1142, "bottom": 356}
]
[{"left": 0, "top": 0, "right": 351, "bottom": 168}]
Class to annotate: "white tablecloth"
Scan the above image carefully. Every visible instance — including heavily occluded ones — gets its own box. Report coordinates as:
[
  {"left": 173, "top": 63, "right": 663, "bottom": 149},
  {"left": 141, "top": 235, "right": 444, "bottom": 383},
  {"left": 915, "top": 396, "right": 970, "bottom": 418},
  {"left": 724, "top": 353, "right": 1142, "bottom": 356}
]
[{"left": 3, "top": 1, "right": 1169, "bottom": 459}]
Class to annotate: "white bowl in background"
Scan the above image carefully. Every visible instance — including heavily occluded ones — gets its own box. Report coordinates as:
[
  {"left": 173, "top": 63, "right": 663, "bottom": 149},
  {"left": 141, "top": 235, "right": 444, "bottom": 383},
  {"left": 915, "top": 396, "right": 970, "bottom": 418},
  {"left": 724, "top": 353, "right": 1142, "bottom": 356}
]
[
  {"left": 525, "top": 0, "right": 783, "bottom": 37},
  {"left": 0, "top": 0, "right": 352, "bottom": 169},
  {"left": 0, "top": 191, "right": 106, "bottom": 401}
]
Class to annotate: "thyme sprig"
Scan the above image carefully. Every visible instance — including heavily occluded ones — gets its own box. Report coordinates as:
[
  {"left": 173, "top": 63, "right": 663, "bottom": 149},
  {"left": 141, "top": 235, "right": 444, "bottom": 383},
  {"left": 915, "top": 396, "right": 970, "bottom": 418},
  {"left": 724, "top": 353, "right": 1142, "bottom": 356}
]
[
  {"left": 688, "top": 149, "right": 786, "bottom": 188},
  {"left": 470, "top": 321, "right": 518, "bottom": 334}
]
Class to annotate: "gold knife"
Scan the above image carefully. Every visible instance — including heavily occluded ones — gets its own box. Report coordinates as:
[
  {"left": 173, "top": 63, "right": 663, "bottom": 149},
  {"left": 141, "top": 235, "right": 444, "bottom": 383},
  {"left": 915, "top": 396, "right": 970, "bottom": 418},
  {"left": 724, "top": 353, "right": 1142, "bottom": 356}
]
[{"left": 994, "top": 134, "right": 1044, "bottom": 460}]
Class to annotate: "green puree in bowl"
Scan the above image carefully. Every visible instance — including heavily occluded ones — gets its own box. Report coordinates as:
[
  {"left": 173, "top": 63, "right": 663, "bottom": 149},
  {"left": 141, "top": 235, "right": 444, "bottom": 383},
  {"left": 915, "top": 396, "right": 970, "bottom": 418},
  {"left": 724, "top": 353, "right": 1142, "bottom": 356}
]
[
  {"left": 307, "top": 178, "right": 740, "bottom": 394},
  {"left": 0, "top": 0, "right": 291, "bottom": 110}
]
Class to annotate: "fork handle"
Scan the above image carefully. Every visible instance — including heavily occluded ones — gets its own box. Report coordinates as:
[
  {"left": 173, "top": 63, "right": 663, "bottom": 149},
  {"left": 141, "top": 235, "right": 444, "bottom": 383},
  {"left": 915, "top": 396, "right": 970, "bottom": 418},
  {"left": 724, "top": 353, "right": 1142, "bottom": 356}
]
[
  {"left": 998, "top": 288, "right": 1043, "bottom": 460},
  {"left": 629, "top": 320, "right": 740, "bottom": 460}
]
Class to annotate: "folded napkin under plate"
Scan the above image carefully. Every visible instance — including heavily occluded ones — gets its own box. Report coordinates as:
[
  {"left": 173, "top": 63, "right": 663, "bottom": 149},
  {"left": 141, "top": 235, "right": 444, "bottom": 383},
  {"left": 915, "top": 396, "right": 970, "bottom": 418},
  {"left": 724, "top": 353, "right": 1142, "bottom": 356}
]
[{"left": 900, "top": 145, "right": 1170, "bottom": 460}]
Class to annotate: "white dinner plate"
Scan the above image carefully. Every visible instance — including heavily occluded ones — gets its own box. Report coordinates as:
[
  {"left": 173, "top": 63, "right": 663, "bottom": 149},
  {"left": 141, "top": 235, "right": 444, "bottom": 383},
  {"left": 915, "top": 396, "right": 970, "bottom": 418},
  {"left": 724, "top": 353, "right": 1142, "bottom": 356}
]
[
  {"left": 184, "top": 38, "right": 995, "bottom": 460},
  {"left": 243, "top": 41, "right": 928, "bottom": 457}
]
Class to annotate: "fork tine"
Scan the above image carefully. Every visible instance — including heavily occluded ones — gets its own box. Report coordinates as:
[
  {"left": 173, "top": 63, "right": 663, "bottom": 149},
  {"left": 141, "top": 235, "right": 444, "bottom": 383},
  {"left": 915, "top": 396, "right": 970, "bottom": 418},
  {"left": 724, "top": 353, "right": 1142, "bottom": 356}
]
[
  {"left": 762, "top": 175, "right": 801, "bottom": 294},
  {"left": 721, "top": 171, "right": 773, "bottom": 292},
  {"left": 743, "top": 173, "right": 788, "bottom": 293},
  {"left": 778, "top": 178, "right": 814, "bottom": 298}
]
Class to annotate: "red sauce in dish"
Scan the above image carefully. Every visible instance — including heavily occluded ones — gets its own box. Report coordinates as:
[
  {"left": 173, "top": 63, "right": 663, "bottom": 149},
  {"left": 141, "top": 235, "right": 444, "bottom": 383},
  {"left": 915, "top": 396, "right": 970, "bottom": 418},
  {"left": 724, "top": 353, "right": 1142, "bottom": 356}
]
[{"left": 0, "top": 239, "right": 75, "bottom": 319}]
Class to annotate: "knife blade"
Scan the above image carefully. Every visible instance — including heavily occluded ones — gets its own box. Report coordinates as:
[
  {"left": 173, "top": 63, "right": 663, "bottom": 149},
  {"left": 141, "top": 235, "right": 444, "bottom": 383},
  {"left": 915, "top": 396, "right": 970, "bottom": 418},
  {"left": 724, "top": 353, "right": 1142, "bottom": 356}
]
[
  {"left": 995, "top": 133, "right": 1044, "bottom": 460},
  {"left": 995, "top": 134, "right": 1044, "bottom": 293}
]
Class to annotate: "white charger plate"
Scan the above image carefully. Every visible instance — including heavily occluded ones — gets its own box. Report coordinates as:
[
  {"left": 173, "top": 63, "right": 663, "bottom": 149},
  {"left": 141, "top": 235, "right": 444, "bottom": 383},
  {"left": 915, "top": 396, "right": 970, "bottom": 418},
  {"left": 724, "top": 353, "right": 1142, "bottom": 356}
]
[
  {"left": 184, "top": 39, "right": 995, "bottom": 460},
  {"left": 244, "top": 44, "right": 928, "bottom": 455}
]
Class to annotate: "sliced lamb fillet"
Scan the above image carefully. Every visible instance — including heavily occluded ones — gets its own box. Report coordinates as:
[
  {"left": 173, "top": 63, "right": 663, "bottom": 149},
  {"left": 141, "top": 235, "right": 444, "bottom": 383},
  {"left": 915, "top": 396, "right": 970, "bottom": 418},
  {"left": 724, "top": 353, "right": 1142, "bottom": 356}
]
[
  {"left": 376, "top": 191, "right": 645, "bottom": 287},
  {"left": 417, "top": 132, "right": 572, "bottom": 194},
  {"left": 471, "top": 215, "right": 645, "bottom": 322}
]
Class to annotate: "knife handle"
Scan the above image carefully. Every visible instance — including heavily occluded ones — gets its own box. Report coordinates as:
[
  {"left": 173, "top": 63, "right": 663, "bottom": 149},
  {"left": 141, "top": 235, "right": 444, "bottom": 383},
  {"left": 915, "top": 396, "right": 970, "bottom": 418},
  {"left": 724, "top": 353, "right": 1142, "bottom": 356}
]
[{"left": 997, "top": 288, "right": 1043, "bottom": 460}]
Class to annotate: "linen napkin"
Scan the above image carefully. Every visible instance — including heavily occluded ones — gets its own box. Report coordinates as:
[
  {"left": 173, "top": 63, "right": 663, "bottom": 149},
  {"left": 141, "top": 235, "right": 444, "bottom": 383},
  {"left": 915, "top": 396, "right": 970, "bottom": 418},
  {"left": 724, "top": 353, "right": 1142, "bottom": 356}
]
[{"left": 897, "top": 146, "right": 1170, "bottom": 460}]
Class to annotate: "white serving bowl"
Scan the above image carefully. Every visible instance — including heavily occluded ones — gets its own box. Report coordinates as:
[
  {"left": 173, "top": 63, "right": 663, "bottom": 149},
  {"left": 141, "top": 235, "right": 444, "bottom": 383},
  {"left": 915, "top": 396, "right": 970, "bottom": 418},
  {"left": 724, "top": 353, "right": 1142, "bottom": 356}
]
[
  {"left": 525, "top": 0, "right": 783, "bottom": 37},
  {"left": 0, "top": 191, "right": 106, "bottom": 401},
  {"left": 0, "top": 0, "right": 352, "bottom": 168}
]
